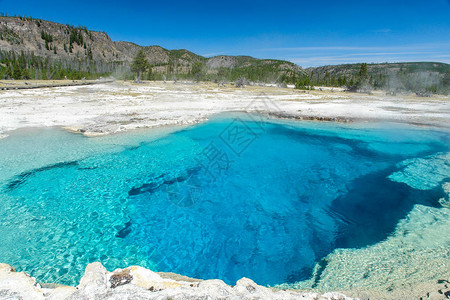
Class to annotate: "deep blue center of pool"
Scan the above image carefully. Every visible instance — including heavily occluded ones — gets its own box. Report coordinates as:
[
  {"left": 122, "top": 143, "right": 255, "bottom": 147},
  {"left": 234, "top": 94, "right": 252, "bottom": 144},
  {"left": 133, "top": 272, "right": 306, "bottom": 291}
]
[{"left": 0, "top": 116, "right": 448, "bottom": 286}]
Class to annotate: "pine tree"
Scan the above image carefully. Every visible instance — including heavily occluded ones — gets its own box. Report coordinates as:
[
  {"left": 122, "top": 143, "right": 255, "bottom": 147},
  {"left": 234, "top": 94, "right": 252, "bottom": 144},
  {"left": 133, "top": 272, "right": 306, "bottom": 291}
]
[
  {"left": 78, "top": 31, "right": 83, "bottom": 45},
  {"left": 190, "top": 62, "right": 203, "bottom": 82},
  {"left": 131, "top": 49, "right": 149, "bottom": 82},
  {"left": 5, "top": 62, "right": 13, "bottom": 79},
  {"left": 355, "top": 63, "right": 371, "bottom": 91},
  {"left": 358, "top": 63, "right": 368, "bottom": 78},
  {"left": 12, "top": 60, "right": 22, "bottom": 79}
]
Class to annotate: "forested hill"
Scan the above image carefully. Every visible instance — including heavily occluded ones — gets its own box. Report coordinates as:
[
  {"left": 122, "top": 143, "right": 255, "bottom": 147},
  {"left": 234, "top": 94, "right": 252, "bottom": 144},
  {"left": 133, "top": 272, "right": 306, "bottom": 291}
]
[
  {"left": 306, "top": 62, "right": 450, "bottom": 93},
  {"left": 0, "top": 15, "right": 303, "bottom": 81}
]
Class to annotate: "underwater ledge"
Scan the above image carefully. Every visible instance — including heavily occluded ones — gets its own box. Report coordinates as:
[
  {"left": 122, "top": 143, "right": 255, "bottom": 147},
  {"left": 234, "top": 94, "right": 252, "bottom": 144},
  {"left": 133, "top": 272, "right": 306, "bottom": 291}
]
[{"left": 0, "top": 262, "right": 354, "bottom": 300}]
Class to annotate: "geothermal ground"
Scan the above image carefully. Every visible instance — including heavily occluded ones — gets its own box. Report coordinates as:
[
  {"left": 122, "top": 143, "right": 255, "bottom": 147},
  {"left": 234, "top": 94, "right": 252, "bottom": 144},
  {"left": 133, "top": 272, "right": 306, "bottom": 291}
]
[{"left": 0, "top": 80, "right": 449, "bottom": 139}]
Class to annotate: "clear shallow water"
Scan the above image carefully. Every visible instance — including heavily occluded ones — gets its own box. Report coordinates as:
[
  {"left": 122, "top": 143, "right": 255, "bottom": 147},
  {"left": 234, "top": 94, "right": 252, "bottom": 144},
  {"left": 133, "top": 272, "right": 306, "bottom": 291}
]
[{"left": 0, "top": 115, "right": 448, "bottom": 288}]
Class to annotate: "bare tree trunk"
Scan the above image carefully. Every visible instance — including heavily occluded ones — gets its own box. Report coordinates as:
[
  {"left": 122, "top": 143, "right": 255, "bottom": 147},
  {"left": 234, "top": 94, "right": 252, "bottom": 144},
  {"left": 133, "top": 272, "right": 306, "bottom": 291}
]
[{"left": 135, "top": 71, "right": 140, "bottom": 83}]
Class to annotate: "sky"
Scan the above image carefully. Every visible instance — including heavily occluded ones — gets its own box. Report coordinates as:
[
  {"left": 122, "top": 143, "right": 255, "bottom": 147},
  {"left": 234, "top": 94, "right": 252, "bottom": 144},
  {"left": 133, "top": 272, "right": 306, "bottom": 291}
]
[{"left": 1, "top": 0, "right": 449, "bottom": 67}]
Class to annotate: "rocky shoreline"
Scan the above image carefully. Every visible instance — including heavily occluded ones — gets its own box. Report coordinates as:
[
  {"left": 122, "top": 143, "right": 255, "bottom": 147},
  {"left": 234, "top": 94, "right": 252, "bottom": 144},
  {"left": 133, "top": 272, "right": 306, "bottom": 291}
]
[{"left": 0, "top": 262, "right": 354, "bottom": 300}]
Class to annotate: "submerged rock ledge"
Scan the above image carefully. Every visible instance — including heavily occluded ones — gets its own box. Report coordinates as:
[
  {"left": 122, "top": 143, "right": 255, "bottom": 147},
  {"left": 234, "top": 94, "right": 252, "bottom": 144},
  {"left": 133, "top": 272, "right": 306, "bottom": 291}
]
[{"left": 0, "top": 262, "right": 353, "bottom": 300}]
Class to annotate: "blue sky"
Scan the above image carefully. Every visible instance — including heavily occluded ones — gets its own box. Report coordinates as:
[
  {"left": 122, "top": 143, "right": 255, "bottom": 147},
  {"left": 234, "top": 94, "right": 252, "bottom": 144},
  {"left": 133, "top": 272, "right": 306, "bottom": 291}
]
[{"left": 1, "top": 0, "right": 449, "bottom": 67}]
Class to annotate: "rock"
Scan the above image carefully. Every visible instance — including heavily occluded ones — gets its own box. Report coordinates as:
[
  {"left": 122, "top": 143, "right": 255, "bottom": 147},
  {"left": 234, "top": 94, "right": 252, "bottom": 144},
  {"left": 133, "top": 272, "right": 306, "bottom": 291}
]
[
  {"left": 198, "top": 279, "right": 233, "bottom": 297},
  {"left": 321, "top": 292, "right": 354, "bottom": 300},
  {"left": 0, "top": 262, "right": 357, "bottom": 299},
  {"left": 109, "top": 269, "right": 133, "bottom": 288},
  {"left": 0, "top": 263, "right": 46, "bottom": 300},
  {"left": 75, "top": 262, "right": 108, "bottom": 298},
  {"left": 0, "top": 264, "right": 15, "bottom": 273},
  {"left": 45, "top": 286, "right": 77, "bottom": 300},
  {"left": 117, "top": 265, "right": 183, "bottom": 291},
  {"left": 234, "top": 277, "right": 268, "bottom": 295}
]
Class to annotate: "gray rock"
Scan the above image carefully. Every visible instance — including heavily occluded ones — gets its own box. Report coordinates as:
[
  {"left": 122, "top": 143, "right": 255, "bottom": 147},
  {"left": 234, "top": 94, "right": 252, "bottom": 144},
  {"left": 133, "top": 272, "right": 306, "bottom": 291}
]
[
  {"left": 0, "top": 263, "right": 45, "bottom": 300},
  {"left": 0, "top": 262, "right": 356, "bottom": 300}
]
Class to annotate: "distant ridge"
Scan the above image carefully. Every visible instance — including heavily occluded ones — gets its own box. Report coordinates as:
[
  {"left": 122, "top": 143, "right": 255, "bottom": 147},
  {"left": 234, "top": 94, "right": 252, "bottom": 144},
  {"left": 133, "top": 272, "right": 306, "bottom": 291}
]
[
  {"left": 306, "top": 62, "right": 449, "bottom": 81},
  {"left": 306, "top": 62, "right": 450, "bottom": 93}
]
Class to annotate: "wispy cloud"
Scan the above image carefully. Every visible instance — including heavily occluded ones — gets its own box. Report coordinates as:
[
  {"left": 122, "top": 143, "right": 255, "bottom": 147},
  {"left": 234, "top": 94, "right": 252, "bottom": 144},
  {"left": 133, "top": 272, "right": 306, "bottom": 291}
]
[
  {"left": 253, "top": 42, "right": 450, "bottom": 67},
  {"left": 347, "top": 51, "right": 440, "bottom": 56},
  {"left": 371, "top": 28, "right": 392, "bottom": 33},
  {"left": 291, "top": 56, "right": 450, "bottom": 65},
  {"left": 201, "top": 51, "right": 230, "bottom": 57},
  {"left": 290, "top": 53, "right": 450, "bottom": 67},
  {"left": 257, "top": 42, "right": 450, "bottom": 53}
]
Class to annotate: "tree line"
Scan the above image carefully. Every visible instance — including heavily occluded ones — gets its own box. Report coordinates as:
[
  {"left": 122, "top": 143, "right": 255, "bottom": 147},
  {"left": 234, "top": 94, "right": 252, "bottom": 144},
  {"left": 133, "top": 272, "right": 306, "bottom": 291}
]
[
  {"left": 0, "top": 50, "right": 119, "bottom": 80},
  {"left": 305, "top": 63, "right": 449, "bottom": 94},
  {"left": 2, "top": 45, "right": 448, "bottom": 95}
]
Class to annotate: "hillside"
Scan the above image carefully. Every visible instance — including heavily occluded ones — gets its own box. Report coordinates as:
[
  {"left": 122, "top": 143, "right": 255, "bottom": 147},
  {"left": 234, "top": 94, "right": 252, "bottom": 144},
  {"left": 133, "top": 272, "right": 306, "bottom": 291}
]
[
  {"left": 0, "top": 15, "right": 303, "bottom": 82},
  {"left": 306, "top": 62, "right": 450, "bottom": 93}
]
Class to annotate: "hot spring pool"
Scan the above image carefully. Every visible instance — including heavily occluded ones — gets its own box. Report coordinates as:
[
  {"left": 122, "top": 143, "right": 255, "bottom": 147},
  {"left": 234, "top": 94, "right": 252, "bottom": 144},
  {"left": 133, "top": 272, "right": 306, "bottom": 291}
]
[{"left": 0, "top": 115, "right": 449, "bottom": 291}]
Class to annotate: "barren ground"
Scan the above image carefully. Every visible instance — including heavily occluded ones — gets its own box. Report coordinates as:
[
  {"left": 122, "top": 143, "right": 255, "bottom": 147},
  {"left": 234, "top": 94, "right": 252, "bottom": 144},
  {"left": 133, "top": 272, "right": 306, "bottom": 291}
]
[{"left": 0, "top": 80, "right": 448, "bottom": 139}]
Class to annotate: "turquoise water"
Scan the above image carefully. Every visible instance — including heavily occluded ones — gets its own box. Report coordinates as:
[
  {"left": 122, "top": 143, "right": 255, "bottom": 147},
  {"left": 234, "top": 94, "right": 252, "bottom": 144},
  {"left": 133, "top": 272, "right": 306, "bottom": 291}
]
[{"left": 0, "top": 115, "right": 448, "bottom": 288}]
